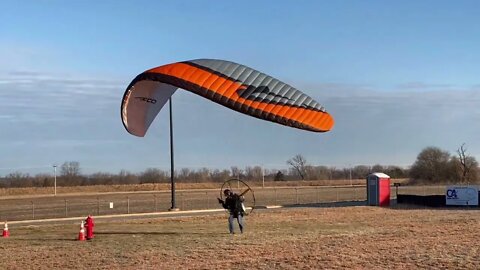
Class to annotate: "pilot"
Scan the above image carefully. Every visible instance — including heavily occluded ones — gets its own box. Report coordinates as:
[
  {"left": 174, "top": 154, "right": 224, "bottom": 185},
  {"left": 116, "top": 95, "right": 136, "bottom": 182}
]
[{"left": 218, "top": 189, "right": 245, "bottom": 234}]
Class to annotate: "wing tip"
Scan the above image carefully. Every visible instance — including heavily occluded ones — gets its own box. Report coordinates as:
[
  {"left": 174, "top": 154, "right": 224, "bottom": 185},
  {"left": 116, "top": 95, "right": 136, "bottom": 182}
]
[{"left": 314, "top": 113, "right": 335, "bottom": 132}]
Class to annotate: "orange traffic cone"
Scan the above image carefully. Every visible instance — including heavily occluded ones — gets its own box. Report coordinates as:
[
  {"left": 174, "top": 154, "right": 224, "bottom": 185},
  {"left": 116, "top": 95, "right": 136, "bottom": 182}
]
[
  {"left": 77, "top": 221, "right": 86, "bottom": 241},
  {"left": 2, "top": 222, "right": 9, "bottom": 238}
]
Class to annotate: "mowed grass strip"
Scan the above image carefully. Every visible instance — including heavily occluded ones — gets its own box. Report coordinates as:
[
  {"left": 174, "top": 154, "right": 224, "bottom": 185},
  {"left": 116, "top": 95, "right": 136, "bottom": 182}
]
[{"left": 0, "top": 206, "right": 479, "bottom": 269}]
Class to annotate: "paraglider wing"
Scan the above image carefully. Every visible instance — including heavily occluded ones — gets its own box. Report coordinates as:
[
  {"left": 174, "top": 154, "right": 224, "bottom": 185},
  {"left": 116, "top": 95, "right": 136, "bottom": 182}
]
[{"left": 121, "top": 59, "right": 334, "bottom": 136}]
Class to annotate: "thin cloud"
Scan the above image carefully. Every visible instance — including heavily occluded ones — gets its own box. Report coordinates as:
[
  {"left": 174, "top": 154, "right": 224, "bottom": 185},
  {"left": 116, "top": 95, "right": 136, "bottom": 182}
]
[
  {"left": 0, "top": 70, "right": 125, "bottom": 123},
  {"left": 304, "top": 82, "right": 480, "bottom": 110},
  {"left": 396, "top": 82, "right": 454, "bottom": 90},
  {"left": 0, "top": 71, "right": 124, "bottom": 91}
]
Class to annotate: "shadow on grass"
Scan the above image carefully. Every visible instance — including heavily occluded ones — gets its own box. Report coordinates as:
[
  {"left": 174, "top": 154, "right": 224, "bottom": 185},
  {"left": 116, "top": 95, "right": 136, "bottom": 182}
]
[
  {"left": 391, "top": 204, "right": 480, "bottom": 211},
  {"left": 10, "top": 231, "right": 223, "bottom": 242},
  {"left": 377, "top": 199, "right": 480, "bottom": 211},
  {"left": 95, "top": 231, "right": 220, "bottom": 236},
  {"left": 281, "top": 197, "right": 480, "bottom": 211}
]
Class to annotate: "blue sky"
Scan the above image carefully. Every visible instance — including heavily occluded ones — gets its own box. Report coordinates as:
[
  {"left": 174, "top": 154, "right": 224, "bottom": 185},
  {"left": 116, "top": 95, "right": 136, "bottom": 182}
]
[{"left": 1, "top": 1, "right": 480, "bottom": 175}]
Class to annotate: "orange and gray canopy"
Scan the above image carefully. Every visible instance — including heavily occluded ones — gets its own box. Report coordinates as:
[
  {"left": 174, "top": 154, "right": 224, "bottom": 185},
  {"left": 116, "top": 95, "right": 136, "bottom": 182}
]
[{"left": 121, "top": 59, "right": 334, "bottom": 136}]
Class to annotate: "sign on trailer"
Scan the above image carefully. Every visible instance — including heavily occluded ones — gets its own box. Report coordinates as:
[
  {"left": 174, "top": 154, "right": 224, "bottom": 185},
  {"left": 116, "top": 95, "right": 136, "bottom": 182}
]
[{"left": 445, "top": 186, "right": 478, "bottom": 206}]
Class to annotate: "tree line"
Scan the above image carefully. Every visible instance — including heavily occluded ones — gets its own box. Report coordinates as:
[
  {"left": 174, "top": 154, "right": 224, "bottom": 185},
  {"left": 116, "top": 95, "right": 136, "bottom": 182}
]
[
  {"left": 409, "top": 145, "right": 479, "bottom": 184},
  {"left": 0, "top": 162, "right": 408, "bottom": 188},
  {"left": 0, "top": 144, "right": 477, "bottom": 188}
]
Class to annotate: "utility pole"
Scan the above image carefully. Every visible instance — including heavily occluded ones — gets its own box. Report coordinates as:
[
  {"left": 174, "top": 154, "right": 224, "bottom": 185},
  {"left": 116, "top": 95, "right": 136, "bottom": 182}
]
[
  {"left": 169, "top": 97, "right": 178, "bottom": 211},
  {"left": 349, "top": 165, "right": 352, "bottom": 186},
  {"left": 262, "top": 165, "right": 265, "bottom": 188},
  {"left": 53, "top": 165, "right": 57, "bottom": 196}
]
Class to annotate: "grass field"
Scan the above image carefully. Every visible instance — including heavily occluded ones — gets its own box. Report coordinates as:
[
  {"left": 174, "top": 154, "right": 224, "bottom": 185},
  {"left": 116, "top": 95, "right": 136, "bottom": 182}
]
[
  {"left": 1, "top": 206, "right": 479, "bottom": 269},
  {"left": 0, "top": 182, "right": 456, "bottom": 222}
]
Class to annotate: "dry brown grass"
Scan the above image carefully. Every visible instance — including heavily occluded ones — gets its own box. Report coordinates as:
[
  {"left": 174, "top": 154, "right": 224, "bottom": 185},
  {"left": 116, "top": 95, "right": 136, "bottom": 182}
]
[
  {"left": 0, "top": 206, "right": 479, "bottom": 269},
  {"left": 0, "top": 179, "right": 408, "bottom": 198}
]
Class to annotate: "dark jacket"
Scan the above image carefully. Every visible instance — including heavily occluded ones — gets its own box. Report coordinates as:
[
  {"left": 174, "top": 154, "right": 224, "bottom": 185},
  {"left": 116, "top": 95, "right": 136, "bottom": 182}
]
[{"left": 221, "top": 194, "right": 245, "bottom": 217}]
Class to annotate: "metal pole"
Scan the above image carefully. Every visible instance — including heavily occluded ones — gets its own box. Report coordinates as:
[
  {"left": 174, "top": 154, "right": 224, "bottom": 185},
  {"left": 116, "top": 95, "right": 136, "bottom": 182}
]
[
  {"left": 316, "top": 186, "right": 320, "bottom": 203},
  {"left": 274, "top": 188, "right": 277, "bottom": 205},
  {"left": 349, "top": 165, "right": 352, "bottom": 186},
  {"left": 262, "top": 165, "right": 265, "bottom": 188},
  {"left": 65, "top": 199, "right": 68, "bottom": 217},
  {"left": 206, "top": 191, "right": 209, "bottom": 209},
  {"left": 181, "top": 192, "right": 185, "bottom": 210},
  {"left": 53, "top": 165, "right": 57, "bottom": 196},
  {"left": 169, "top": 97, "right": 177, "bottom": 210},
  {"left": 154, "top": 195, "right": 157, "bottom": 212}
]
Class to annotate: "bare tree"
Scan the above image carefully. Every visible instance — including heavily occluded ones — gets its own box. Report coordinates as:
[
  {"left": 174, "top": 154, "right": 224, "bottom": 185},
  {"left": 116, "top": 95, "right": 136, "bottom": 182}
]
[
  {"left": 244, "top": 166, "right": 263, "bottom": 180},
  {"left": 179, "top": 168, "right": 192, "bottom": 182},
  {"left": 287, "top": 154, "right": 307, "bottom": 180},
  {"left": 210, "top": 169, "right": 230, "bottom": 182},
  {"left": 352, "top": 165, "right": 371, "bottom": 179},
  {"left": 139, "top": 168, "right": 168, "bottom": 184},
  {"left": 5, "top": 172, "right": 32, "bottom": 188},
  {"left": 384, "top": 166, "right": 408, "bottom": 179},
  {"left": 230, "top": 166, "right": 242, "bottom": 179},
  {"left": 197, "top": 167, "right": 210, "bottom": 182},
  {"left": 371, "top": 164, "right": 384, "bottom": 173},
  {"left": 457, "top": 143, "right": 468, "bottom": 183},
  {"left": 60, "top": 162, "right": 81, "bottom": 177},
  {"left": 59, "top": 161, "right": 83, "bottom": 186},
  {"left": 117, "top": 170, "right": 139, "bottom": 185},
  {"left": 90, "top": 172, "right": 114, "bottom": 185},
  {"left": 455, "top": 143, "right": 478, "bottom": 184},
  {"left": 274, "top": 171, "right": 285, "bottom": 181}
]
